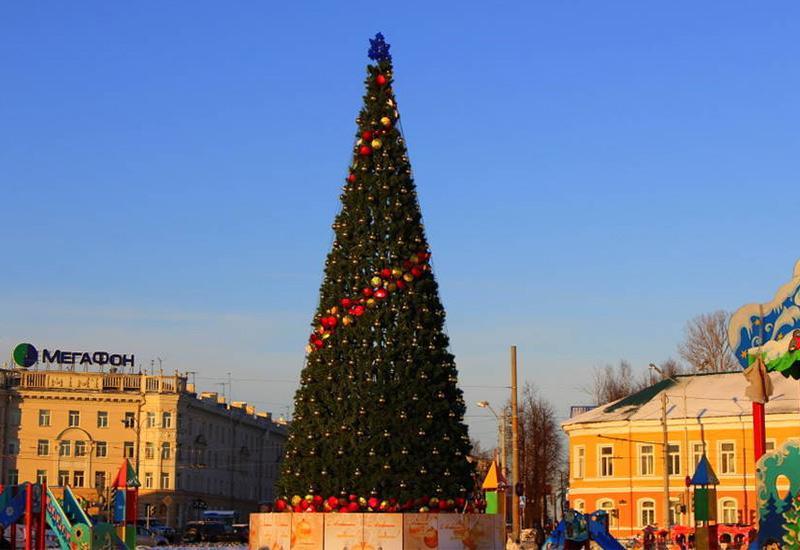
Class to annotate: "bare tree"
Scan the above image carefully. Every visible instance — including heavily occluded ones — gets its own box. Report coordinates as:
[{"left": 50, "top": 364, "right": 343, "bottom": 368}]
[
  {"left": 678, "top": 310, "right": 738, "bottom": 372},
  {"left": 513, "top": 383, "right": 563, "bottom": 528},
  {"left": 584, "top": 360, "right": 650, "bottom": 405}
]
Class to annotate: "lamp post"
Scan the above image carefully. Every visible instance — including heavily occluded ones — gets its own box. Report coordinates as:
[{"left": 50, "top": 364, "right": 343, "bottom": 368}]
[{"left": 477, "top": 401, "right": 506, "bottom": 478}]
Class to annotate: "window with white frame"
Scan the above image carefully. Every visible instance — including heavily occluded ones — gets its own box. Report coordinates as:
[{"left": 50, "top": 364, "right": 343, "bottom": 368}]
[
  {"left": 68, "top": 410, "right": 80, "bottom": 427},
  {"left": 692, "top": 442, "right": 705, "bottom": 468},
  {"left": 668, "top": 444, "right": 680, "bottom": 475},
  {"left": 719, "top": 442, "right": 736, "bottom": 474},
  {"left": 669, "top": 497, "right": 682, "bottom": 526},
  {"left": 721, "top": 498, "right": 738, "bottom": 524},
  {"left": 600, "top": 446, "right": 614, "bottom": 477},
  {"left": 74, "top": 440, "right": 86, "bottom": 457},
  {"left": 574, "top": 499, "right": 585, "bottom": 513},
  {"left": 598, "top": 499, "right": 616, "bottom": 527},
  {"left": 639, "top": 444, "right": 655, "bottom": 476},
  {"left": 59, "top": 440, "right": 71, "bottom": 457},
  {"left": 147, "top": 412, "right": 156, "bottom": 428},
  {"left": 574, "top": 446, "right": 585, "bottom": 479},
  {"left": 97, "top": 411, "right": 108, "bottom": 428},
  {"left": 144, "top": 472, "right": 153, "bottom": 489},
  {"left": 639, "top": 500, "right": 656, "bottom": 527},
  {"left": 145, "top": 442, "right": 154, "bottom": 460},
  {"left": 162, "top": 412, "right": 172, "bottom": 429},
  {"left": 38, "top": 409, "right": 51, "bottom": 427}
]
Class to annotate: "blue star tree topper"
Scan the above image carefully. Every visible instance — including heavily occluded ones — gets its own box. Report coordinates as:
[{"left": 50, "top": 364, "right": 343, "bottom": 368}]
[{"left": 368, "top": 32, "right": 391, "bottom": 62}]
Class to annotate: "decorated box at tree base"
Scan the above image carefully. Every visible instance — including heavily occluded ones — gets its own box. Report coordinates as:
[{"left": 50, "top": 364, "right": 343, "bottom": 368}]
[{"left": 249, "top": 513, "right": 502, "bottom": 550}]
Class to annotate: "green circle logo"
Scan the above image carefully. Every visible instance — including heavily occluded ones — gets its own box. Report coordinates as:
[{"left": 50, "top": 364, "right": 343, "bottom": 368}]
[{"left": 13, "top": 343, "right": 37, "bottom": 368}]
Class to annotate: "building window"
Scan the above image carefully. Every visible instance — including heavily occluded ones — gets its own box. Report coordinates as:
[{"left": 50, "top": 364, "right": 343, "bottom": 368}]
[
  {"left": 58, "top": 470, "right": 69, "bottom": 487},
  {"left": 574, "top": 499, "right": 585, "bottom": 513},
  {"left": 160, "top": 473, "right": 169, "bottom": 489},
  {"left": 668, "top": 444, "right": 680, "bottom": 475},
  {"left": 95, "top": 471, "right": 106, "bottom": 490},
  {"left": 574, "top": 446, "right": 585, "bottom": 479},
  {"left": 74, "top": 440, "right": 86, "bottom": 457},
  {"left": 123, "top": 442, "right": 135, "bottom": 458},
  {"left": 161, "top": 442, "right": 171, "bottom": 460},
  {"left": 146, "top": 412, "right": 156, "bottom": 428},
  {"left": 59, "top": 441, "right": 71, "bottom": 457},
  {"left": 38, "top": 409, "right": 51, "bottom": 427},
  {"left": 639, "top": 500, "right": 656, "bottom": 527},
  {"left": 9, "top": 409, "right": 21, "bottom": 426},
  {"left": 669, "top": 497, "right": 683, "bottom": 526},
  {"left": 97, "top": 411, "right": 108, "bottom": 428},
  {"left": 68, "top": 410, "right": 80, "bottom": 427},
  {"left": 720, "top": 442, "right": 736, "bottom": 474},
  {"left": 162, "top": 412, "right": 172, "bottom": 429},
  {"left": 692, "top": 442, "right": 705, "bottom": 468},
  {"left": 145, "top": 442, "right": 155, "bottom": 460},
  {"left": 123, "top": 412, "right": 136, "bottom": 428},
  {"left": 7, "top": 439, "right": 19, "bottom": 455},
  {"left": 599, "top": 446, "right": 614, "bottom": 477},
  {"left": 7, "top": 470, "right": 18, "bottom": 486},
  {"left": 96, "top": 441, "right": 108, "bottom": 457},
  {"left": 36, "top": 470, "right": 47, "bottom": 485},
  {"left": 639, "top": 445, "right": 655, "bottom": 476},
  {"left": 73, "top": 471, "right": 84, "bottom": 488},
  {"left": 37, "top": 440, "right": 50, "bottom": 456},
  {"left": 721, "top": 498, "right": 738, "bottom": 524},
  {"left": 144, "top": 472, "right": 153, "bottom": 489},
  {"left": 598, "top": 499, "right": 616, "bottom": 527}
]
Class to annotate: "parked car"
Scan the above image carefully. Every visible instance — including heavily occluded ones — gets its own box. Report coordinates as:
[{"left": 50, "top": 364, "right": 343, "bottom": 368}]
[
  {"left": 135, "top": 525, "right": 168, "bottom": 546},
  {"left": 181, "top": 521, "right": 241, "bottom": 543},
  {"left": 136, "top": 520, "right": 177, "bottom": 543},
  {"left": 232, "top": 523, "right": 249, "bottom": 542}
]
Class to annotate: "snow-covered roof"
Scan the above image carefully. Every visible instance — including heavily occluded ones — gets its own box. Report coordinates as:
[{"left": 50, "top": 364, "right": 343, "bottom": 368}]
[{"left": 562, "top": 371, "right": 800, "bottom": 428}]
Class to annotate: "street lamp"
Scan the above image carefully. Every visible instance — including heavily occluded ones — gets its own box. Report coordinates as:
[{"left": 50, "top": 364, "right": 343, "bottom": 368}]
[{"left": 476, "top": 401, "right": 506, "bottom": 478}]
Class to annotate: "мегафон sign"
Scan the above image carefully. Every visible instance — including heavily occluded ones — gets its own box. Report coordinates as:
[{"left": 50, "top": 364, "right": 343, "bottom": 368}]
[{"left": 12, "top": 343, "right": 134, "bottom": 369}]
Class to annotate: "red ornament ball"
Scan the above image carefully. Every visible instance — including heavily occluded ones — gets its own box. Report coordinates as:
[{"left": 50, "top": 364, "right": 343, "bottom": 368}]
[
  {"left": 361, "top": 130, "right": 373, "bottom": 140},
  {"left": 340, "top": 298, "right": 352, "bottom": 308},
  {"left": 411, "top": 266, "right": 423, "bottom": 277},
  {"left": 376, "top": 74, "right": 387, "bottom": 86},
  {"left": 359, "top": 145, "right": 372, "bottom": 156},
  {"left": 374, "top": 288, "right": 388, "bottom": 299},
  {"left": 346, "top": 173, "right": 356, "bottom": 183},
  {"left": 362, "top": 287, "right": 373, "bottom": 297},
  {"left": 395, "top": 279, "right": 407, "bottom": 290},
  {"left": 380, "top": 268, "right": 393, "bottom": 279}
]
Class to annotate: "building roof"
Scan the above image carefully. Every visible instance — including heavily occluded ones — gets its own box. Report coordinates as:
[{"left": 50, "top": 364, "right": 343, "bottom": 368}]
[
  {"left": 690, "top": 455, "right": 719, "bottom": 486},
  {"left": 562, "top": 371, "right": 800, "bottom": 428}
]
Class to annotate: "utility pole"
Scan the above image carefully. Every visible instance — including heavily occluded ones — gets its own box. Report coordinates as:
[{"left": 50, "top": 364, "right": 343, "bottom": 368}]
[
  {"left": 661, "top": 391, "right": 670, "bottom": 532},
  {"left": 511, "top": 345, "right": 521, "bottom": 544}
]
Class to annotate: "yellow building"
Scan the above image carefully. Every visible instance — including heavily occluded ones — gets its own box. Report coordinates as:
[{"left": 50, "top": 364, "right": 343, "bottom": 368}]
[
  {"left": 0, "top": 368, "right": 287, "bottom": 528},
  {"left": 562, "top": 372, "right": 800, "bottom": 540}
]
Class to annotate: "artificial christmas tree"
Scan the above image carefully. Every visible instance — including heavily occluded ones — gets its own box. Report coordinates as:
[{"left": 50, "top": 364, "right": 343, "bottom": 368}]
[{"left": 277, "top": 33, "right": 474, "bottom": 511}]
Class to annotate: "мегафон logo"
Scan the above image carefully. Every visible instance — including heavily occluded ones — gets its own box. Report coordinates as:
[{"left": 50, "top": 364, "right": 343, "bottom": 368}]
[{"left": 12, "top": 343, "right": 38, "bottom": 368}]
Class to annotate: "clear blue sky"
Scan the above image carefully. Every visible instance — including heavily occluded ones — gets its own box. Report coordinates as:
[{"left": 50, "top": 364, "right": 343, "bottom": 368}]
[{"left": 2, "top": 2, "right": 799, "bottom": 445}]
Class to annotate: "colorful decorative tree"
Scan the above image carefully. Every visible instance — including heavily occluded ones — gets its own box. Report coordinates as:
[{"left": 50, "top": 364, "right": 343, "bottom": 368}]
[
  {"left": 782, "top": 494, "right": 800, "bottom": 547},
  {"left": 276, "top": 33, "right": 473, "bottom": 509}
]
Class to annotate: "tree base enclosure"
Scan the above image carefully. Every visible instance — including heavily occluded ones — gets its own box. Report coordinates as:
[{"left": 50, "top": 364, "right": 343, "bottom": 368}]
[{"left": 249, "top": 512, "right": 503, "bottom": 549}]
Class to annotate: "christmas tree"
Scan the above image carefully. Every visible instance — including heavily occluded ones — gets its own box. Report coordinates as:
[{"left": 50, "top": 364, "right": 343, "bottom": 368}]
[
  {"left": 783, "top": 494, "right": 800, "bottom": 547},
  {"left": 277, "top": 34, "right": 473, "bottom": 511}
]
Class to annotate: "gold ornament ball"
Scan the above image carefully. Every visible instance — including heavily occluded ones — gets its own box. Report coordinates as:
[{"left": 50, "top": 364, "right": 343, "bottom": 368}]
[
  {"left": 380, "top": 116, "right": 392, "bottom": 127},
  {"left": 370, "top": 276, "right": 382, "bottom": 287},
  {"left": 371, "top": 138, "right": 383, "bottom": 150},
  {"left": 342, "top": 315, "right": 353, "bottom": 326},
  {"left": 366, "top": 298, "right": 377, "bottom": 308},
  {"left": 403, "top": 273, "right": 414, "bottom": 282},
  {"left": 386, "top": 282, "right": 397, "bottom": 292},
  {"left": 391, "top": 267, "right": 402, "bottom": 277}
]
